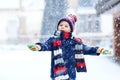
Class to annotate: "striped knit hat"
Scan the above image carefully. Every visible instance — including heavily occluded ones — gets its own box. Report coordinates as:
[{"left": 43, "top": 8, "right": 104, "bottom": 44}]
[{"left": 57, "top": 14, "right": 77, "bottom": 32}]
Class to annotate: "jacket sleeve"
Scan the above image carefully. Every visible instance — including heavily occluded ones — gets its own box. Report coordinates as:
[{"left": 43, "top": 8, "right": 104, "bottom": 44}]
[
  {"left": 35, "top": 37, "right": 54, "bottom": 51},
  {"left": 73, "top": 37, "right": 100, "bottom": 55},
  {"left": 82, "top": 43, "right": 100, "bottom": 55}
]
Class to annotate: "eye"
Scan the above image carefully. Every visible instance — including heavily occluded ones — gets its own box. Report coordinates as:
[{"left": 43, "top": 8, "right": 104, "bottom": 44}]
[
  {"left": 65, "top": 26, "right": 68, "bottom": 28},
  {"left": 60, "top": 24, "right": 63, "bottom": 26}
]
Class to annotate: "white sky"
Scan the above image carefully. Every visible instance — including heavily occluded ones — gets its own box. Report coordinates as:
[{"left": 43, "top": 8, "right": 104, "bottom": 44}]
[
  {"left": 0, "top": 0, "right": 20, "bottom": 9},
  {"left": 0, "top": 0, "right": 45, "bottom": 10}
]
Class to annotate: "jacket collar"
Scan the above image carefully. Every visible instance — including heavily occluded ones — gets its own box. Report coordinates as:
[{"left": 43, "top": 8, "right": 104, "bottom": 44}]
[{"left": 54, "top": 30, "right": 72, "bottom": 39}]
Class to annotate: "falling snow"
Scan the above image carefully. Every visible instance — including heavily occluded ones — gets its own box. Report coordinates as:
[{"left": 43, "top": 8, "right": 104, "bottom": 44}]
[{"left": 0, "top": 0, "right": 120, "bottom": 80}]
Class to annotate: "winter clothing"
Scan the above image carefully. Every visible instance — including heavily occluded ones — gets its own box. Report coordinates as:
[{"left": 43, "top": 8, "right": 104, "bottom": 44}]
[
  {"left": 36, "top": 31, "right": 100, "bottom": 79},
  {"left": 75, "top": 44, "right": 87, "bottom": 72},
  {"left": 71, "top": 78, "right": 76, "bottom": 80},
  {"left": 57, "top": 14, "right": 77, "bottom": 32},
  {"left": 51, "top": 78, "right": 76, "bottom": 80},
  {"left": 52, "top": 37, "right": 69, "bottom": 79},
  {"left": 28, "top": 45, "right": 40, "bottom": 51},
  {"left": 98, "top": 48, "right": 111, "bottom": 54}
]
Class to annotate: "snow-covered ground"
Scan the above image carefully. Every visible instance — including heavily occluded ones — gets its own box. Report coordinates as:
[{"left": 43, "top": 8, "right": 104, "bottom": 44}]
[{"left": 0, "top": 45, "right": 120, "bottom": 80}]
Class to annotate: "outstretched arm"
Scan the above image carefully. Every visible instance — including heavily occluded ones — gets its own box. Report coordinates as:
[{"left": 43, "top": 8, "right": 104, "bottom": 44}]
[
  {"left": 28, "top": 37, "right": 54, "bottom": 51},
  {"left": 75, "top": 43, "right": 110, "bottom": 55}
]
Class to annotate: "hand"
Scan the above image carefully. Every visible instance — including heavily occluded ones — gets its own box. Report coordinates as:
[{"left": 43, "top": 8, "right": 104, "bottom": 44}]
[
  {"left": 102, "top": 49, "right": 111, "bottom": 55},
  {"left": 28, "top": 45, "right": 41, "bottom": 51},
  {"left": 98, "top": 48, "right": 111, "bottom": 55}
]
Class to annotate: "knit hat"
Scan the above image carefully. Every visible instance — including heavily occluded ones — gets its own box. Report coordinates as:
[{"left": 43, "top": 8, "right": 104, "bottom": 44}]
[{"left": 57, "top": 14, "right": 77, "bottom": 32}]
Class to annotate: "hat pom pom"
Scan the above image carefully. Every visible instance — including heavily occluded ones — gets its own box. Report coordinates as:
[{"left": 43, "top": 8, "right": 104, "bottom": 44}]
[{"left": 68, "top": 14, "right": 77, "bottom": 22}]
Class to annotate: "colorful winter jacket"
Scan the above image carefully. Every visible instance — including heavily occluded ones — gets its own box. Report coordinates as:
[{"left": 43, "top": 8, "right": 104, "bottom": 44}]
[{"left": 36, "top": 31, "right": 100, "bottom": 79}]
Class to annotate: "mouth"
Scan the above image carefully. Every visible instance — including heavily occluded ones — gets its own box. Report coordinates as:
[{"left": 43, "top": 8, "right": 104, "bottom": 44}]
[{"left": 60, "top": 30, "right": 64, "bottom": 32}]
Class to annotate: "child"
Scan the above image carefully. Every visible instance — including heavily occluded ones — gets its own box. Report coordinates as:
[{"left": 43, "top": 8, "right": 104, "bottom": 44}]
[{"left": 28, "top": 14, "right": 110, "bottom": 80}]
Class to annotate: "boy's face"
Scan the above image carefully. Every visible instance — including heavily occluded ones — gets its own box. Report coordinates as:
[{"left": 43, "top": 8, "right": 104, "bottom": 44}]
[{"left": 58, "top": 21, "right": 71, "bottom": 32}]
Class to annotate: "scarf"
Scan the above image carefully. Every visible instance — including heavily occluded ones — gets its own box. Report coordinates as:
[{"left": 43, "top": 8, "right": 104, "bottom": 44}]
[
  {"left": 53, "top": 30, "right": 70, "bottom": 80},
  {"left": 53, "top": 30, "right": 87, "bottom": 80},
  {"left": 75, "top": 43, "right": 87, "bottom": 72}
]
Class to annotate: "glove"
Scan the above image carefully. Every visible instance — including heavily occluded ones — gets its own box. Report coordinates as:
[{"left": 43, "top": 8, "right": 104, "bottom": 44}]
[
  {"left": 102, "top": 49, "right": 111, "bottom": 55},
  {"left": 28, "top": 45, "right": 41, "bottom": 51},
  {"left": 98, "top": 48, "right": 111, "bottom": 55}
]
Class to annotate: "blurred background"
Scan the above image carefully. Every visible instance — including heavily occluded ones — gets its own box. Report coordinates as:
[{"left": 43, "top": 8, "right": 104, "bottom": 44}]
[
  {"left": 0, "top": 0, "right": 120, "bottom": 80},
  {"left": 0, "top": 0, "right": 114, "bottom": 49}
]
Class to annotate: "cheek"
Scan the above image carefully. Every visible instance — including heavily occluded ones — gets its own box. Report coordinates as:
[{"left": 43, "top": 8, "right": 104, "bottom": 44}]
[
  {"left": 58, "top": 26, "right": 61, "bottom": 29},
  {"left": 67, "top": 28, "right": 71, "bottom": 32},
  {"left": 58, "top": 27, "right": 62, "bottom": 31},
  {"left": 64, "top": 29, "right": 70, "bottom": 32}
]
